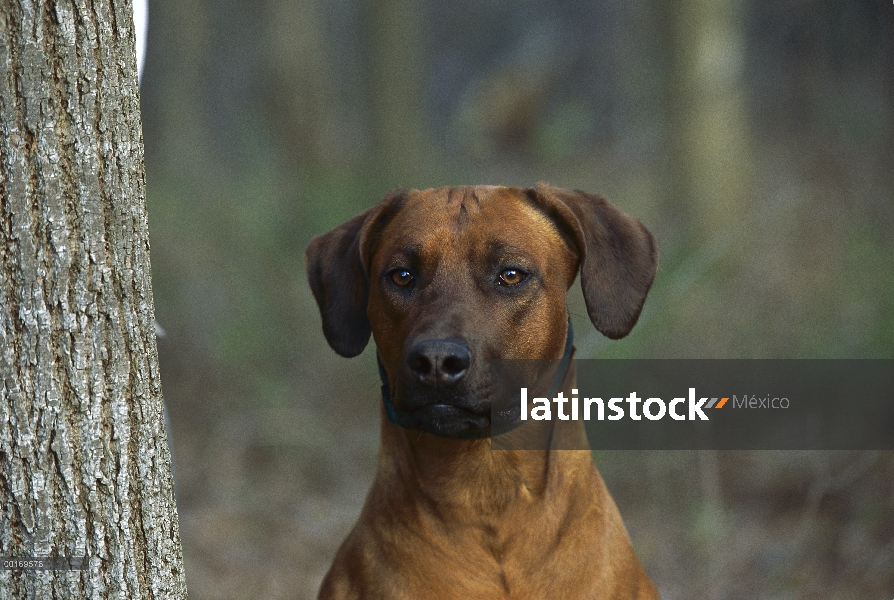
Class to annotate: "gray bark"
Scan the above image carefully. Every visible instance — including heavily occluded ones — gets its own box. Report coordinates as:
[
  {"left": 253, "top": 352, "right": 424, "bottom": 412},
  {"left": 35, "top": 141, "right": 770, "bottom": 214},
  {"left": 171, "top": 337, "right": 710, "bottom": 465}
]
[{"left": 0, "top": 1, "right": 185, "bottom": 598}]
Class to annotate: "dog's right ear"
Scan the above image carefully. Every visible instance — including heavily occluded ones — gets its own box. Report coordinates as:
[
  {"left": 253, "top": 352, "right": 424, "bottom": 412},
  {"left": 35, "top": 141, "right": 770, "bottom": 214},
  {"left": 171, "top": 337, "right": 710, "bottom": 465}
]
[{"left": 304, "top": 190, "right": 407, "bottom": 357}]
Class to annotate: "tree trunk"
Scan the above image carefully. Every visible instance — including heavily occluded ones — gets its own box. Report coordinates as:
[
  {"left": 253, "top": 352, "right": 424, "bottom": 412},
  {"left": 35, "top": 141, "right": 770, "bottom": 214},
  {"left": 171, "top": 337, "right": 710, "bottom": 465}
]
[
  {"left": 660, "top": 0, "right": 754, "bottom": 237},
  {"left": 0, "top": 2, "right": 185, "bottom": 598},
  {"left": 367, "top": 0, "right": 427, "bottom": 183}
]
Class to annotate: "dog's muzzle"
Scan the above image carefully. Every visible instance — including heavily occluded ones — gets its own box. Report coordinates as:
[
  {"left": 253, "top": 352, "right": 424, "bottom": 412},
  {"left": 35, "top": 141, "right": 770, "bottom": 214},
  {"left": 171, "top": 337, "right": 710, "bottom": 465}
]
[{"left": 378, "top": 320, "right": 574, "bottom": 439}]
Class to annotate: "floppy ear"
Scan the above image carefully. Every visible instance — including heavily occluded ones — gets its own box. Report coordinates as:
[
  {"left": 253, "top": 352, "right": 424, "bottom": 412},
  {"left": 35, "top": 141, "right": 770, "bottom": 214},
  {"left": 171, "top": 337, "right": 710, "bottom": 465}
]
[
  {"left": 304, "top": 190, "right": 407, "bottom": 357},
  {"left": 527, "top": 184, "right": 658, "bottom": 339}
]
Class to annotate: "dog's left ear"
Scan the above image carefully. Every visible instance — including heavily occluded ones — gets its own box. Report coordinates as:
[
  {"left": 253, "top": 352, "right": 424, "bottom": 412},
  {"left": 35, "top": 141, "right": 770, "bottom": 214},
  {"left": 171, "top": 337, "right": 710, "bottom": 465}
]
[
  {"left": 305, "top": 190, "right": 408, "bottom": 357},
  {"left": 527, "top": 184, "right": 659, "bottom": 339}
]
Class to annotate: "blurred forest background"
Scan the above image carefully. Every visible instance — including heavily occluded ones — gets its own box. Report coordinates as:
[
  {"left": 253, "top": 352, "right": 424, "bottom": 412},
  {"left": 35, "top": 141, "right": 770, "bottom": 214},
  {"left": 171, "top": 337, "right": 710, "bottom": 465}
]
[{"left": 137, "top": 0, "right": 894, "bottom": 597}]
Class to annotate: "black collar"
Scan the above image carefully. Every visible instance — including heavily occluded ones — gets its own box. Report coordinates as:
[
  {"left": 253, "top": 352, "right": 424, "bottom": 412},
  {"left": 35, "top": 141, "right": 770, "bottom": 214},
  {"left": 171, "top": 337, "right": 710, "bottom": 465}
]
[{"left": 377, "top": 319, "right": 574, "bottom": 439}]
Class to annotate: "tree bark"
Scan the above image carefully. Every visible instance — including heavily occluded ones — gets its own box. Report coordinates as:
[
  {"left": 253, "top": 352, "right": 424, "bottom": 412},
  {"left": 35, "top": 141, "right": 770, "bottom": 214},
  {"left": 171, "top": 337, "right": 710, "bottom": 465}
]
[{"left": 0, "top": 1, "right": 185, "bottom": 598}]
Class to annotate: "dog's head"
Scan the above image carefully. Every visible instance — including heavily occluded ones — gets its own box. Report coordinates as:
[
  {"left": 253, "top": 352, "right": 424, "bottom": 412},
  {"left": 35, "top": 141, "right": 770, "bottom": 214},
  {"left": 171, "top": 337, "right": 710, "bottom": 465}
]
[{"left": 305, "top": 184, "right": 658, "bottom": 438}]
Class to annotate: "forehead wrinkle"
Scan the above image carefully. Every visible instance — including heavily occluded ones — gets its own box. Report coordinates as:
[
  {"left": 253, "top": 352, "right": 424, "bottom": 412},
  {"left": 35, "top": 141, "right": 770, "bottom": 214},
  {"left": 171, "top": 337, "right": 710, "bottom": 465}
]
[
  {"left": 445, "top": 186, "right": 482, "bottom": 231},
  {"left": 445, "top": 186, "right": 482, "bottom": 208}
]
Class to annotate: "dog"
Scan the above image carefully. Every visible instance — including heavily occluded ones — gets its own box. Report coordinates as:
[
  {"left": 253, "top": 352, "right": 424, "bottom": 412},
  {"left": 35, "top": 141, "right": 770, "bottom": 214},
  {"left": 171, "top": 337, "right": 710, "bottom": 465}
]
[{"left": 305, "top": 184, "right": 660, "bottom": 599}]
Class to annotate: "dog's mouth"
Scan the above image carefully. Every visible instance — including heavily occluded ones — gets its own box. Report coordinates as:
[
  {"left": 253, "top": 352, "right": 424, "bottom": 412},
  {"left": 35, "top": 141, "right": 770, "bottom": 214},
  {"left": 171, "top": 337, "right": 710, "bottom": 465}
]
[
  {"left": 386, "top": 381, "right": 491, "bottom": 438},
  {"left": 402, "top": 402, "right": 492, "bottom": 438},
  {"left": 386, "top": 387, "right": 524, "bottom": 439}
]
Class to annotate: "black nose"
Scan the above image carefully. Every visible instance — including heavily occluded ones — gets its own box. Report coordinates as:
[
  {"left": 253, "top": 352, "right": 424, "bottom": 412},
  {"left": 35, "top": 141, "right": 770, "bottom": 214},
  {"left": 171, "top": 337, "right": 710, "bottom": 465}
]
[{"left": 406, "top": 340, "right": 472, "bottom": 387}]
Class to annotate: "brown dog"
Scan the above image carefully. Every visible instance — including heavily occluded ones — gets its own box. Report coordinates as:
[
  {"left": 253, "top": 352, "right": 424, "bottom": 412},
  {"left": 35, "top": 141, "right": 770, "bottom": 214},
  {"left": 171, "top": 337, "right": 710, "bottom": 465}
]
[{"left": 306, "top": 184, "right": 660, "bottom": 599}]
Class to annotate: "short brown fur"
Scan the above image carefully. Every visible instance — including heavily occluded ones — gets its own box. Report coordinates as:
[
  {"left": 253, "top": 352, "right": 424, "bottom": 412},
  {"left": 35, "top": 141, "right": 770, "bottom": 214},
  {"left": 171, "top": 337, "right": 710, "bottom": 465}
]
[{"left": 305, "top": 184, "right": 660, "bottom": 599}]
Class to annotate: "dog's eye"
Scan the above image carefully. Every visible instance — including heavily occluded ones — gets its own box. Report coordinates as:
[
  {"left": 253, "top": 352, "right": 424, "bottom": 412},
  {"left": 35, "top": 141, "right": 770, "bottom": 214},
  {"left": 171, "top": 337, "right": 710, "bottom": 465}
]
[
  {"left": 497, "top": 268, "right": 527, "bottom": 286},
  {"left": 390, "top": 269, "right": 414, "bottom": 287}
]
